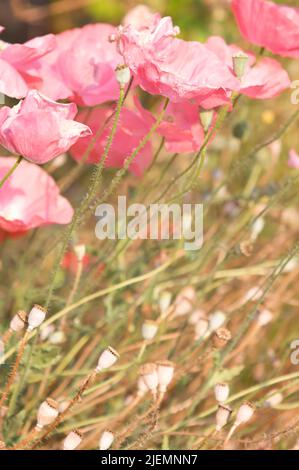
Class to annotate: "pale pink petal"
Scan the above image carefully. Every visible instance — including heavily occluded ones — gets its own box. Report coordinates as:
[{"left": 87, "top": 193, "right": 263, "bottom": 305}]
[{"left": 288, "top": 149, "right": 299, "bottom": 169}]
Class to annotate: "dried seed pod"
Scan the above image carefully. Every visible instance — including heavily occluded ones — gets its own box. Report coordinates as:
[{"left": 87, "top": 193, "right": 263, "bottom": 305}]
[
  {"left": 156, "top": 360, "right": 175, "bottom": 393},
  {"left": 216, "top": 404, "right": 232, "bottom": 431},
  {"left": 239, "top": 240, "right": 254, "bottom": 257},
  {"left": 141, "top": 320, "right": 158, "bottom": 341},
  {"left": 99, "top": 430, "right": 114, "bottom": 450},
  {"left": 63, "top": 429, "right": 83, "bottom": 450},
  {"left": 28, "top": 305, "right": 47, "bottom": 331},
  {"left": 36, "top": 398, "right": 59, "bottom": 430},
  {"left": 139, "top": 363, "right": 158, "bottom": 397},
  {"left": 214, "top": 383, "right": 230, "bottom": 403},
  {"left": 213, "top": 328, "right": 232, "bottom": 349},
  {"left": 235, "top": 401, "right": 255, "bottom": 425},
  {"left": 10, "top": 310, "right": 27, "bottom": 332},
  {"left": 96, "top": 347, "right": 119, "bottom": 372},
  {"left": 115, "top": 65, "right": 131, "bottom": 87},
  {"left": 208, "top": 311, "right": 226, "bottom": 332}
]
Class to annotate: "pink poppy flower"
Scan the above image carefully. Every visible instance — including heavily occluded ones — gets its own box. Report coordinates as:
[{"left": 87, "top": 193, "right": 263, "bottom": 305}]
[
  {"left": 70, "top": 97, "right": 154, "bottom": 176},
  {"left": 0, "top": 28, "right": 56, "bottom": 98},
  {"left": 205, "top": 36, "right": 290, "bottom": 99},
  {"left": 0, "top": 90, "right": 91, "bottom": 164},
  {"left": 288, "top": 149, "right": 299, "bottom": 169},
  {"left": 231, "top": 0, "right": 299, "bottom": 59},
  {"left": 116, "top": 15, "right": 239, "bottom": 104},
  {"left": 158, "top": 102, "right": 206, "bottom": 153},
  {"left": 0, "top": 157, "right": 73, "bottom": 240},
  {"left": 37, "top": 24, "right": 121, "bottom": 105}
]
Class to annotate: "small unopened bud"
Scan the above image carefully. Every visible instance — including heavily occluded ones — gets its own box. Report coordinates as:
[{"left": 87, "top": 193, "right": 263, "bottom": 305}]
[
  {"left": 99, "top": 430, "right": 114, "bottom": 450},
  {"left": 141, "top": 320, "right": 158, "bottom": 340},
  {"left": 156, "top": 361, "right": 175, "bottom": 393},
  {"left": 213, "top": 328, "right": 232, "bottom": 349},
  {"left": 115, "top": 65, "right": 131, "bottom": 87},
  {"left": 36, "top": 398, "right": 59, "bottom": 430},
  {"left": 235, "top": 401, "right": 255, "bottom": 426},
  {"left": 208, "top": 311, "right": 226, "bottom": 332},
  {"left": 232, "top": 52, "right": 249, "bottom": 79},
  {"left": 257, "top": 309, "right": 273, "bottom": 327},
  {"left": 74, "top": 244, "right": 86, "bottom": 262},
  {"left": 96, "top": 347, "right": 119, "bottom": 372},
  {"left": 200, "top": 109, "right": 214, "bottom": 133},
  {"left": 139, "top": 363, "right": 158, "bottom": 397},
  {"left": 244, "top": 286, "right": 262, "bottom": 302},
  {"left": 28, "top": 305, "right": 47, "bottom": 331},
  {"left": 10, "top": 310, "right": 27, "bottom": 332},
  {"left": 216, "top": 404, "right": 232, "bottom": 431},
  {"left": 63, "top": 429, "right": 82, "bottom": 450},
  {"left": 194, "top": 318, "right": 209, "bottom": 340},
  {"left": 214, "top": 383, "right": 230, "bottom": 403}
]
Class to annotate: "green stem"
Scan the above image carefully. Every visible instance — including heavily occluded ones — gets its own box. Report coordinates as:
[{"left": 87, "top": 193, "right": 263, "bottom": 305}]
[{"left": 0, "top": 156, "right": 23, "bottom": 189}]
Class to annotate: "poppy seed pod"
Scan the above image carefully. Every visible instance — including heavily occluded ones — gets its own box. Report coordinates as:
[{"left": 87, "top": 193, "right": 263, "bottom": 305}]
[
  {"left": 99, "top": 430, "right": 114, "bottom": 450},
  {"left": 74, "top": 244, "right": 86, "bottom": 262},
  {"left": 9, "top": 310, "right": 27, "bottom": 332},
  {"left": 189, "top": 309, "right": 206, "bottom": 326},
  {"left": 137, "top": 376, "right": 149, "bottom": 397},
  {"left": 96, "top": 347, "right": 119, "bottom": 372},
  {"left": 141, "top": 320, "right": 158, "bottom": 340},
  {"left": 216, "top": 404, "right": 232, "bottom": 431},
  {"left": 213, "top": 328, "right": 232, "bottom": 349},
  {"left": 158, "top": 291, "right": 172, "bottom": 314},
  {"left": 139, "top": 363, "right": 159, "bottom": 397},
  {"left": 63, "top": 429, "right": 83, "bottom": 450},
  {"left": 174, "top": 286, "right": 196, "bottom": 316},
  {"left": 232, "top": 52, "right": 249, "bottom": 79},
  {"left": 214, "top": 383, "right": 230, "bottom": 403},
  {"left": 257, "top": 309, "right": 273, "bottom": 327},
  {"left": 194, "top": 318, "right": 209, "bottom": 340},
  {"left": 200, "top": 109, "right": 214, "bottom": 133},
  {"left": 156, "top": 361, "right": 175, "bottom": 393},
  {"left": 36, "top": 398, "right": 59, "bottom": 430},
  {"left": 28, "top": 305, "right": 47, "bottom": 331},
  {"left": 115, "top": 65, "right": 131, "bottom": 87},
  {"left": 235, "top": 402, "right": 255, "bottom": 425},
  {"left": 208, "top": 311, "right": 226, "bottom": 332}
]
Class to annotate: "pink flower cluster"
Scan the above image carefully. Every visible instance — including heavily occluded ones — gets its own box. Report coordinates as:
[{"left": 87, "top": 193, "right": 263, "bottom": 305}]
[{"left": 0, "top": 1, "right": 296, "bottom": 240}]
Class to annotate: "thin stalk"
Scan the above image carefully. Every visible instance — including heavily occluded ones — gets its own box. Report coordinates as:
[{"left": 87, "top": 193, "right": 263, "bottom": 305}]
[{"left": 0, "top": 156, "right": 23, "bottom": 189}]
